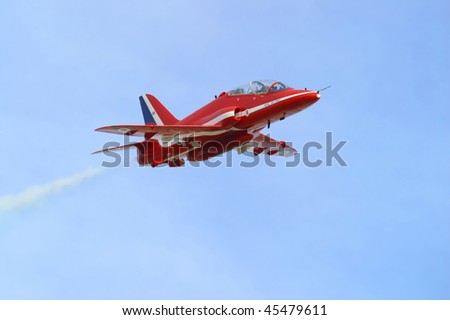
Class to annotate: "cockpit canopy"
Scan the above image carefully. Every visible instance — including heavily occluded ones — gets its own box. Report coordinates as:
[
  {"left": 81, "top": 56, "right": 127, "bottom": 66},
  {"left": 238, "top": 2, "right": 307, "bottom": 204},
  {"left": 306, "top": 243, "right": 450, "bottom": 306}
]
[{"left": 228, "top": 80, "right": 289, "bottom": 96}]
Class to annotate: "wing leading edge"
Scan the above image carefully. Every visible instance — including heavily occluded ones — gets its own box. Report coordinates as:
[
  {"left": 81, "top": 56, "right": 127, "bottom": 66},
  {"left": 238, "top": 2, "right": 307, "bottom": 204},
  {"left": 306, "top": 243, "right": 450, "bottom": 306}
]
[{"left": 95, "top": 124, "right": 223, "bottom": 137}]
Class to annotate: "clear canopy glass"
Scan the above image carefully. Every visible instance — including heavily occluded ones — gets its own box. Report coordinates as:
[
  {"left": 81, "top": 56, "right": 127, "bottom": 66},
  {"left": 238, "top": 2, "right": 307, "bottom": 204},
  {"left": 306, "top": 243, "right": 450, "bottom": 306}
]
[{"left": 228, "top": 80, "right": 289, "bottom": 96}]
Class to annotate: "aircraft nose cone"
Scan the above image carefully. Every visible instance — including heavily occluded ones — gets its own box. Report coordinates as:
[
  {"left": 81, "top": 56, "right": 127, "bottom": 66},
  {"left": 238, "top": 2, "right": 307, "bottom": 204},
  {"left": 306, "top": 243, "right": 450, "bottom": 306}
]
[
  {"left": 301, "top": 90, "right": 320, "bottom": 109},
  {"left": 307, "top": 90, "right": 320, "bottom": 101}
]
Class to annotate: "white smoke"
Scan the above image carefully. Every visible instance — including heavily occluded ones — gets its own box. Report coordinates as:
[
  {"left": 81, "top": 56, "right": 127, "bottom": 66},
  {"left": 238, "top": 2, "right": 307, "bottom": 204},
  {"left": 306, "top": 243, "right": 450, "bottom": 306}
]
[{"left": 0, "top": 167, "right": 102, "bottom": 212}]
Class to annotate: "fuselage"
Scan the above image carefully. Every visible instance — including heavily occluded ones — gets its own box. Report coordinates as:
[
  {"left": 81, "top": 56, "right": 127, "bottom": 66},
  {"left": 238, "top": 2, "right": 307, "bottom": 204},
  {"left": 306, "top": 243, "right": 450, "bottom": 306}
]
[
  {"left": 181, "top": 87, "right": 319, "bottom": 129},
  {"left": 172, "top": 82, "right": 320, "bottom": 162}
]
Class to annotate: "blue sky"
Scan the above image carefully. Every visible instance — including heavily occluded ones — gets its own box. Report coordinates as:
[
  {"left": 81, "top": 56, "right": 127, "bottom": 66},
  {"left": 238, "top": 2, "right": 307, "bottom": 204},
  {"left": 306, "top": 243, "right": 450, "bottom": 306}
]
[{"left": 0, "top": 0, "right": 449, "bottom": 299}]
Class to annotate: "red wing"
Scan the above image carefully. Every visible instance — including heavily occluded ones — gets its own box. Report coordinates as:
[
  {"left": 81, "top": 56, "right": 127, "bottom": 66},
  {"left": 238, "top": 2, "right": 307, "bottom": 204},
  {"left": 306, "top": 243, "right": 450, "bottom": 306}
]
[
  {"left": 238, "top": 133, "right": 297, "bottom": 157},
  {"left": 95, "top": 124, "right": 223, "bottom": 137}
]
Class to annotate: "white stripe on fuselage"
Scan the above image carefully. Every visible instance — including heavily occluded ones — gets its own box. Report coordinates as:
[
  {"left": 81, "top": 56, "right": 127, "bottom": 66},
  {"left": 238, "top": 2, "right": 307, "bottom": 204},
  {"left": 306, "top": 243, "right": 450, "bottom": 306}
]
[
  {"left": 204, "top": 110, "right": 236, "bottom": 126},
  {"left": 154, "top": 92, "right": 312, "bottom": 145},
  {"left": 246, "top": 91, "right": 312, "bottom": 115},
  {"left": 205, "top": 91, "right": 312, "bottom": 126}
]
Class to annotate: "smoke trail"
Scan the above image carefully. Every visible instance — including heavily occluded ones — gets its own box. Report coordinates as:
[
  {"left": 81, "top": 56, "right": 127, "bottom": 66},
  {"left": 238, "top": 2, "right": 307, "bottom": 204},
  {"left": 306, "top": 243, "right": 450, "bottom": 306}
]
[{"left": 0, "top": 167, "right": 102, "bottom": 212}]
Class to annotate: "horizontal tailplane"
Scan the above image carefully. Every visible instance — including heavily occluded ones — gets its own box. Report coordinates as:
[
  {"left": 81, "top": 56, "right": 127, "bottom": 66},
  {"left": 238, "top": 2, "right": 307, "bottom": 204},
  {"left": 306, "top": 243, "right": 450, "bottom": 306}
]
[{"left": 91, "top": 142, "right": 144, "bottom": 155}]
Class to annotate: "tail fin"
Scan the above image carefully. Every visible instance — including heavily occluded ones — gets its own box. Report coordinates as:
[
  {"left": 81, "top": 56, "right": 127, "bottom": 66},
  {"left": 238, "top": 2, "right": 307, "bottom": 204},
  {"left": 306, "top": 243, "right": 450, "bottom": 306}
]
[{"left": 139, "top": 94, "right": 178, "bottom": 125}]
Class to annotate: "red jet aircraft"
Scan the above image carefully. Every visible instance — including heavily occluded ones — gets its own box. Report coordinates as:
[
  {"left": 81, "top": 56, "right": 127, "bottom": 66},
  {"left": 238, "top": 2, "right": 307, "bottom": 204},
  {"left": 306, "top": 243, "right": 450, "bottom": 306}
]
[{"left": 94, "top": 80, "right": 321, "bottom": 167}]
